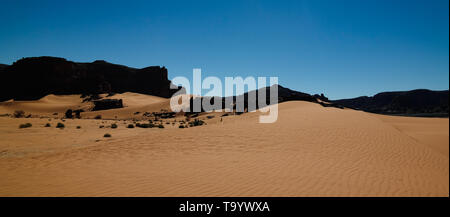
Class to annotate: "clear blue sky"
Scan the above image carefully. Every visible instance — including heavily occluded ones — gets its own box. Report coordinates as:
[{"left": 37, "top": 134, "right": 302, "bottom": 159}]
[{"left": 0, "top": 0, "right": 448, "bottom": 99}]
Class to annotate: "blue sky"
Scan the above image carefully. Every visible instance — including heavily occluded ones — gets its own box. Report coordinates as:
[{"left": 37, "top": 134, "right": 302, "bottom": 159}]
[{"left": 0, "top": 0, "right": 448, "bottom": 99}]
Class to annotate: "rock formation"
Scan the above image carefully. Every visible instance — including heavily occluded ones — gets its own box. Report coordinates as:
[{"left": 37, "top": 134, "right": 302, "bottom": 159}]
[
  {"left": 0, "top": 56, "right": 182, "bottom": 101},
  {"left": 333, "top": 89, "right": 449, "bottom": 117}
]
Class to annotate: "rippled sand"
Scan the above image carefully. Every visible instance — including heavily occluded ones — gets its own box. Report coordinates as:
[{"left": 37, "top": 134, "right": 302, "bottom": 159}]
[{"left": 0, "top": 94, "right": 448, "bottom": 196}]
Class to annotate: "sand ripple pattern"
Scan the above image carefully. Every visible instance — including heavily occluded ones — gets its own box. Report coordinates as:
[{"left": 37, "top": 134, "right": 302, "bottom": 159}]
[{"left": 0, "top": 101, "right": 448, "bottom": 196}]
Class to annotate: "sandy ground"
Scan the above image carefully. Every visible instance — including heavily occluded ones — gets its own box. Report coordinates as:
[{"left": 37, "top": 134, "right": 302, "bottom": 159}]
[{"left": 0, "top": 94, "right": 448, "bottom": 196}]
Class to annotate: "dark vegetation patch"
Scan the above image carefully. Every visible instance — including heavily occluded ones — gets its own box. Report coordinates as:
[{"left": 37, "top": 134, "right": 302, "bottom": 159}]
[
  {"left": 188, "top": 119, "right": 205, "bottom": 127},
  {"left": 19, "top": 123, "right": 32, "bottom": 128},
  {"left": 65, "top": 109, "right": 73, "bottom": 118},
  {"left": 14, "top": 110, "right": 25, "bottom": 118}
]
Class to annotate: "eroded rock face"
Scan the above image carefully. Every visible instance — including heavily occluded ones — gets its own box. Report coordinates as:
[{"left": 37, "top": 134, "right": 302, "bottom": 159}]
[
  {"left": 92, "top": 99, "right": 123, "bottom": 111},
  {"left": 0, "top": 56, "right": 182, "bottom": 101}
]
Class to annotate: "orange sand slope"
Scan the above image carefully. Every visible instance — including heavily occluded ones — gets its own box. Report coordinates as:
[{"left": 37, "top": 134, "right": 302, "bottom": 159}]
[
  {"left": 0, "top": 93, "right": 171, "bottom": 119},
  {"left": 0, "top": 95, "right": 448, "bottom": 196}
]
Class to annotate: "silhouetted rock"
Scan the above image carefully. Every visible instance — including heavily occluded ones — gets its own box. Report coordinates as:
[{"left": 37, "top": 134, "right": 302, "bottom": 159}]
[
  {"left": 0, "top": 64, "right": 8, "bottom": 70},
  {"left": 92, "top": 99, "right": 123, "bottom": 111},
  {"left": 185, "top": 85, "right": 338, "bottom": 114},
  {"left": 313, "top": 93, "right": 329, "bottom": 102},
  {"left": 0, "top": 56, "right": 182, "bottom": 101},
  {"left": 333, "top": 89, "right": 449, "bottom": 117}
]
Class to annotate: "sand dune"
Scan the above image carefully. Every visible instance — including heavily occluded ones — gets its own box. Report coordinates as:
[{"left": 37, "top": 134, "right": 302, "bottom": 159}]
[
  {"left": 0, "top": 93, "right": 171, "bottom": 119},
  {"left": 0, "top": 94, "right": 448, "bottom": 196},
  {"left": 376, "top": 115, "right": 449, "bottom": 157},
  {"left": 0, "top": 94, "right": 87, "bottom": 114}
]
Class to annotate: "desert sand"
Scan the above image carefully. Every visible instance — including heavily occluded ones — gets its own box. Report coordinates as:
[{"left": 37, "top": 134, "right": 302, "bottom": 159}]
[{"left": 0, "top": 94, "right": 448, "bottom": 196}]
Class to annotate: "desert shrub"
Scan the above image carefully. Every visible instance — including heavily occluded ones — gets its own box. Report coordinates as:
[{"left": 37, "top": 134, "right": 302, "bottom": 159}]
[
  {"left": 14, "top": 110, "right": 25, "bottom": 118},
  {"left": 179, "top": 125, "right": 185, "bottom": 128},
  {"left": 45, "top": 123, "right": 51, "bottom": 127},
  {"left": 99, "top": 125, "right": 104, "bottom": 128},
  {"left": 111, "top": 123, "right": 118, "bottom": 129},
  {"left": 104, "top": 133, "right": 111, "bottom": 137},
  {"left": 136, "top": 123, "right": 154, "bottom": 128},
  {"left": 56, "top": 122, "right": 65, "bottom": 128},
  {"left": 65, "top": 109, "right": 73, "bottom": 118},
  {"left": 19, "top": 123, "right": 32, "bottom": 128},
  {"left": 127, "top": 124, "right": 135, "bottom": 128},
  {"left": 74, "top": 109, "right": 83, "bottom": 119},
  {"left": 189, "top": 119, "right": 205, "bottom": 127},
  {"left": 76, "top": 126, "right": 81, "bottom": 129},
  {"left": 158, "top": 124, "right": 164, "bottom": 128},
  {"left": 94, "top": 115, "right": 102, "bottom": 119}
]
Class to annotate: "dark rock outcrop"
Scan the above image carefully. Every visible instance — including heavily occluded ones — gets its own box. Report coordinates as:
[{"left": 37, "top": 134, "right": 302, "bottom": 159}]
[
  {"left": 0, "top": 56, "right": 182, "bottom": 101},
  {"left": 92, "top": 99, "right": 124, "bottom": 111},
  {"left": 0, "top": 63, "right": 8, "bottom": 70},
  {"left": 185, "top": 85, "right": 341, "bottom": 114},
  {"left": 313, "top": 93, "right": 329, "bottom": 102},
  {"left": 333, "top": 89, "right": 449, "bottom": 117}
]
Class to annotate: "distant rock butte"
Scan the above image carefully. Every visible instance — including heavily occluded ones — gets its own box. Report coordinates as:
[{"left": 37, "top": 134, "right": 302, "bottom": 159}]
[
  {"left": 333, "top": 89, "right": 449, "bottom": 117},
  {"left": 0, "top": 56, "right": 182, "bottom": 101}
]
